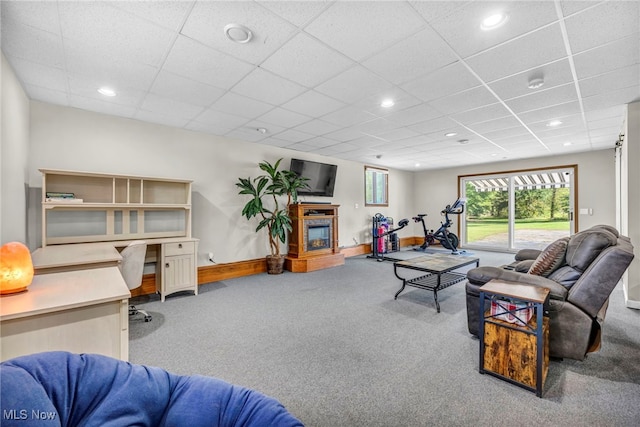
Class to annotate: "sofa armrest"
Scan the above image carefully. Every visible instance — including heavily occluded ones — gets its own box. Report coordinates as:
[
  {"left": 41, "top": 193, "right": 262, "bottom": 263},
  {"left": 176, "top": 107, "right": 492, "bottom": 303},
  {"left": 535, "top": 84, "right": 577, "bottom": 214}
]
[
  {"left": 515, "top": 248, "right": 542, "bottom": 261},
  {"left": 467, "top": 266, "right": 568, "bottom": 300}
]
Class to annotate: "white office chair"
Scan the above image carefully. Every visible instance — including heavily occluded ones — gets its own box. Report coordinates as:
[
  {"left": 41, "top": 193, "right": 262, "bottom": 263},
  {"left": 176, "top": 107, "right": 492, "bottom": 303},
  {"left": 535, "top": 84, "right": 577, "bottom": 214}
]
[{"left": 119, "top": 240, "right": 152, "bottom": 322}]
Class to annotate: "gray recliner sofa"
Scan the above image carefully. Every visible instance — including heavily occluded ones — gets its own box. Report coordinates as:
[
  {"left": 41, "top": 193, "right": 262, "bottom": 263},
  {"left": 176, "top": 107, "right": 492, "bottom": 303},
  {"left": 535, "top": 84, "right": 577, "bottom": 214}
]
[{"left": 465, "top": 225, "right": 634, "bottom": 361}]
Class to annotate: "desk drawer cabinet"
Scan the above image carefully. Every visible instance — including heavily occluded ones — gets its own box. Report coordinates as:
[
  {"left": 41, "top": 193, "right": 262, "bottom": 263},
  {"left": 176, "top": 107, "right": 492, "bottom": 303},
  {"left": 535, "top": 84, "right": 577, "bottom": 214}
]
[
  {"left": 157, "top": 239, "right": 198, "bottom": 302},
  {"left": 164, "top": 241, "right": 194, "bottom": 256}
]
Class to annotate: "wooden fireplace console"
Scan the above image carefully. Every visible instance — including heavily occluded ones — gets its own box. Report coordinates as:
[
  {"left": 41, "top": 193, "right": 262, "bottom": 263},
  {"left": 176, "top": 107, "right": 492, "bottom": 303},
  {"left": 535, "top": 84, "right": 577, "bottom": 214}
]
[{"left": 285, "top": 203, "right": 345, "bottom": 273}]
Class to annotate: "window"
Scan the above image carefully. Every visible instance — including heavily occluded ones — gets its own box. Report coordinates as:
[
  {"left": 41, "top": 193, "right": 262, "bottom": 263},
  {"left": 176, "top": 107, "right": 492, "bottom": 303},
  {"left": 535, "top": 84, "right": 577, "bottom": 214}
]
[
  {"left": 460, "top": 166, "right": 576, "bottom": 251},
  {"left": 365, "top": 166, "right": 388, "bottom": 206}
]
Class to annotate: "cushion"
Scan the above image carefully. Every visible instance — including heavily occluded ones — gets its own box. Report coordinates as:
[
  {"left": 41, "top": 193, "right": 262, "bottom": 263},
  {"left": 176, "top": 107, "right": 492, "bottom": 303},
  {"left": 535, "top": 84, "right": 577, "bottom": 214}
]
[{"left": 528, "top": 237, "right": 569, "bottom": 277}]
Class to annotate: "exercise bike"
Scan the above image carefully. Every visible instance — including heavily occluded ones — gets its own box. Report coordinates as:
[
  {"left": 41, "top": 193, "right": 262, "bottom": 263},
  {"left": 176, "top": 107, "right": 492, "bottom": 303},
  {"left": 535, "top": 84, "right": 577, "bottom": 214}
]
[{"left": 413, "top": 198, "right": 465, "bottom": 254}]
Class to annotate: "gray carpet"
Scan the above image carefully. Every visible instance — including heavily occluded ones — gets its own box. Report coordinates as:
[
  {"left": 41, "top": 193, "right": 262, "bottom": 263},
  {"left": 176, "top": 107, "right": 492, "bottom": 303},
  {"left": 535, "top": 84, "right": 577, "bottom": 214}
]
[{"left": 129, "top": 251, "right": 640, "bottom": 427}]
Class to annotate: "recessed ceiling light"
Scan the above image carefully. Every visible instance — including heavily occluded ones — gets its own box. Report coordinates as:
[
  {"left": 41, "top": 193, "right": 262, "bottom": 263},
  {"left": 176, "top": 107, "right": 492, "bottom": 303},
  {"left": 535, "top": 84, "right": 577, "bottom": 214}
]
[
  {"left": 415, "top": 163, "right": 420, "bottom": 168},
  {"left": 224, "top": 23, "right": 253, "bottom": 44},
  {"left": 528, "top": 77, "right": 545, "bottom": 89},
  {"left": 458, "top": 139, "right": 469, "bottom": 144},
  {"left": 381, "top": 99, "right": 395, "bottom": 108},
  {"left": 547, "top": 120, "right": 563, "bottom": 127},
  {"left": 481, "top": 13, "right": 508, "bottom": 31},
  {"left": 445, "top": 132, "right": 457, "bottom": 137},
  {"left": 97, "top": 87, "right": 116, "bottom": 97},
  {"left": 563, "top": 141, "right": 572, "bottom": 146},
  {"left": 256, "top": 127, "right": 267, "bottom": 134}
]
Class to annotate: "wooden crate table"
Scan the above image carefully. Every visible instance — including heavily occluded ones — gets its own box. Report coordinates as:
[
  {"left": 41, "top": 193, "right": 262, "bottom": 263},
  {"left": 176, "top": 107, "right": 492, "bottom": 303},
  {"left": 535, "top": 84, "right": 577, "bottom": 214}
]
[{"left": 478, "top": 279, "right": 550, "bottom": 397}]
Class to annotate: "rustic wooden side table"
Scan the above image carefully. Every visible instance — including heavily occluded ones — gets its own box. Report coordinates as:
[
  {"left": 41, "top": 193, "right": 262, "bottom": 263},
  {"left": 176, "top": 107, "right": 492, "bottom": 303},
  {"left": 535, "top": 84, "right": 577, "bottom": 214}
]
[{"left": 478, "top": 279, "right": 550, "bottom": 397}]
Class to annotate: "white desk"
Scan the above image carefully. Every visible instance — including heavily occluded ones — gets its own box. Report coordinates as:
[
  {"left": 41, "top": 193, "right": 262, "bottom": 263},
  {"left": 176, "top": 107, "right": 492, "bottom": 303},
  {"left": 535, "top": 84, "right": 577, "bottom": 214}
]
[
  {"left": 0, "top": 267, "right": 130, "bottom": 362},
  {"left": 31, "top": 242, "right": 122, "bottom": 274}
]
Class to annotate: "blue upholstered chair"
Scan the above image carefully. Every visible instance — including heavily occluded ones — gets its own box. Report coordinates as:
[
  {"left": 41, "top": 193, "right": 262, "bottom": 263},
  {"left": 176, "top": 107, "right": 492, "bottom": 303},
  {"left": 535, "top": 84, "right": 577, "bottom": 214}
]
[{"left": 0, "top": 351, "right": 303, "bottom": 426}]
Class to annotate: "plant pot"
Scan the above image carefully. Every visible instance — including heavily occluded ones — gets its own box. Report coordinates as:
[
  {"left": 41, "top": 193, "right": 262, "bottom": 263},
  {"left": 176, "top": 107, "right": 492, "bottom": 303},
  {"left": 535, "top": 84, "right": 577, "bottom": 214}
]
[{"left": 266, "top": 255, "right": 286, "bottom": 274}]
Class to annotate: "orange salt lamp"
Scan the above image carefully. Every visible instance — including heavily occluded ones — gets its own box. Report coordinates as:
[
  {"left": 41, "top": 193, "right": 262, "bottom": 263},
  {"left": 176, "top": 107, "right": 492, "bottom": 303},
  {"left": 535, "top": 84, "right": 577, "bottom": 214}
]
[{"left": 0, "top": 242, "right": 34, "bottom": 295}]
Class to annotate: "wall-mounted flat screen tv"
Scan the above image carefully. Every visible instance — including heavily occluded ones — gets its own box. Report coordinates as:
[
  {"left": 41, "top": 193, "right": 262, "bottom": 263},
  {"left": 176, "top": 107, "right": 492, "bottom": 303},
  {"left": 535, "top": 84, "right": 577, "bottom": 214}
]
[{"left": 290, "top": 158, "right": 338, "bottom": 197}]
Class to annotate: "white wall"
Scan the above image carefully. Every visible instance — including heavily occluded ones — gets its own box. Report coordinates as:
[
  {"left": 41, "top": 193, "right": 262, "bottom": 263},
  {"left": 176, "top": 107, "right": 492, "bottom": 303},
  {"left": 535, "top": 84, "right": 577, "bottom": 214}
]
[
  {"left": 412, "top": 149, "right": 617, "bottom": 239},
  {"left": 28, "top": 102, "right": 415, "bottom": 265},
  {"left": 622, "top": 102, "right": 640, "bottom": 306},
  {"left": 1, "top": 53, "right": 30, "bottom": 244}
]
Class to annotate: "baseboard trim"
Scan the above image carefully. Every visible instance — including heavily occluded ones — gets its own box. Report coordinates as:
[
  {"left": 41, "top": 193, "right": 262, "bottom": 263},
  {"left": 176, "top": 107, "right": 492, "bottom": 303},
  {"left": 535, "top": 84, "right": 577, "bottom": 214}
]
[{"left": 131, "top": 237, "right": 426, "bottom": 297}]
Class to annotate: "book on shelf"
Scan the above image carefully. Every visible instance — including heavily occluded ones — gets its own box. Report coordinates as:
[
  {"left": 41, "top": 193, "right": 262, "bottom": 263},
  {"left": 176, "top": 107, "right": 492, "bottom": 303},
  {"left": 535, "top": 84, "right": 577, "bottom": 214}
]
[{"left": 46, "top": 192, "right": 75, "bottom": 199}]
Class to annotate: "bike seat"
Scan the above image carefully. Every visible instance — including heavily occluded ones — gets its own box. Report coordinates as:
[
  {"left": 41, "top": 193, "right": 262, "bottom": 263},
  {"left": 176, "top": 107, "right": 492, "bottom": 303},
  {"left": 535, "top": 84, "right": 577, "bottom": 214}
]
[{"left": 413, "top": 214, "right": 426, "bottom": 219}]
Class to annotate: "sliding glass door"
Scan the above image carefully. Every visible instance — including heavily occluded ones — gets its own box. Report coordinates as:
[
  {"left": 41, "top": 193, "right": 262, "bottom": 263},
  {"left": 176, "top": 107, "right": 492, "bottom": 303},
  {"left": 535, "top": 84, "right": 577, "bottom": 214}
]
[{"left": 461, "top": 167, "right": 575, "bottom": 252}]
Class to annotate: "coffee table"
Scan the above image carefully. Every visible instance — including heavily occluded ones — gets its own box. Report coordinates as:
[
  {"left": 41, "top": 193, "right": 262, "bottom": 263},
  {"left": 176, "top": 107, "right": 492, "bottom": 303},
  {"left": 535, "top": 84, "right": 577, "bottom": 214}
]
[{"left": 393, "top": 253, "right": 479, "bottom": 313}]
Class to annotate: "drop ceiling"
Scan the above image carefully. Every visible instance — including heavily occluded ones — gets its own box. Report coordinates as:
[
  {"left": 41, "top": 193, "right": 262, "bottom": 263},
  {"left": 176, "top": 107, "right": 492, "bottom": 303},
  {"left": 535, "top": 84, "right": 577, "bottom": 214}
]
[{"left": 2, "top": 0, "right": 639, "bottom": 171}]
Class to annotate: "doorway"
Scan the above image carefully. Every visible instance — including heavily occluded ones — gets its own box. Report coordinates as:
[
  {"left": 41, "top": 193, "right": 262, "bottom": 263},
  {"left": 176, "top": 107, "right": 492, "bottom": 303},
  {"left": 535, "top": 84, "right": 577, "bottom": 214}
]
[{"left": 460, "top": 166, "right": 576, "bottom": 251}]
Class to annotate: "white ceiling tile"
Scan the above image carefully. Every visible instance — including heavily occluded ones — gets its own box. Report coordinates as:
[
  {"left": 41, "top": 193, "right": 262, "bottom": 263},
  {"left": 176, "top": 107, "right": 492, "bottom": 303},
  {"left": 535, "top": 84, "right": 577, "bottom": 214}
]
[
  {"left": 209, "top": 92, "right": 274, "bottom": 119},
  {"left": 564, "top": 1, "right": 639, "bottom": 54},
  {"left": 409, "top": 1, "right": 474, "bottom": 25},
  {"left": 1, "top": 18, "right": 65, "bottom": 68},
  {"left": 376, "top": 127, "right": 422, "bottom": 143},
  {"left": 315, "top": 65, "right": 393, "bottom": 104},
  {"left": 150, "top": 71, "right": 225, "bottom": 107},
  {"left": 362, "top": 26, "right": 458, "bottom": 85},
  {"left": 24, "top": 85, "right": 69, "bottom": 106},
  {"left": 111, "top": 0, "right": 193, "bottom": 32},
  {"left": 231, "top": 68, "right": 307, "bottom": 106},
  {"left": 64, "top": 37, "right": 160, "bottom": 89},
  {"left": 468, "top": 116, "right": 523, "bottom": 134},
  {"left": 58, "top": 1, "right": 175, "bottom": 67},
  {"left": 292, "top": 119, "right": 341, "bottom": 137},
  {"left": 506, "top": 83, "right": 578, "bottom": 114},
  {"left": 67, "top": 74, "right": 146, "bottom": 108},
  {"left": 257, "top": 0, "right": 330, "bottom": 27},
  {"left": 354, "top": 88, "right": 423, "bottom": 118},
  {"left": 282, "top": 90, "right": 346, "bottom": 118},
  {"left": 408, "top": 116, "right": 460, "bottom": 135},
  {"left": 519, "top": 101, "right": 582, "bottom": 124},
  {"left": 257, "top": 107, "right": 312, "bottom": 128},
  {"left": 450, "top": 103, "right": 512, "bottom": 126},
  {"left": 68, "top": 94, "right": 138, "bottom": 120},
  {"left": 271, "top": 129, "right": 315, "bottom": 143},
  {"left": 384, "top": 104, "right": 444, "bottom": 127},
  {"left": 304, "top": 1, "right": 425, "bottom": 61},
  {"left": 320, "top": 106, "right": 377, "bottom": 127},
  {"left": 134, "top": 109, "right": 191, "bottom": 129},
  {"left": 401, "top": 62, "right": 480, "bottom": 102},
  {"left": 323, "top": 127, "right": 367, "bottom": 143},
  {"left": 480, "top": 124, "right": 532, "bottom": 141},
  {"left": 579, "top": 65, "right": 640, "bottom": 99},
  {"left": 140, "top": 93, "right": 205, "bottom": 120},
  {"left": 1, "top": 0, "right": 61, "bottom": 34},
  {"left": 572, "top": 35, "right": 639, "bottom": 80},
  {"left": 429, "top": 1, "right": 558, "bottom": 58},
  {"left": 163, "top": 35, "right": 255, "bottom": 90},
  {"left": 235, "top": 120, "right": 286, "bottom": 139},
  {"left": 191, "top": 108, "right": 250, "bottom": 131},
  {"left": 3, "top": 0, "right": 636, "bottom": 171},
  {"left": 7, "top": 57, "right": 68, "bottom": 92},
  {"left": 225, "top": 128, "right": 270, "bottom": 143},
  {"left": 429, "top": 86, "right": 498, "bottom": 115},
  {"left": 582, "top": 86, "right": 640, "bottom": 113},
  {"left": 260, "top": 32, "right": 353, "bottom": 87},
  {"left": 489, "top": 58, "right": 574, "bottom": 100},
  {"left": 259, "top": 137, "right": 296, "bottom": 148},
  {"left": 180, "top": 0, "right": 297, "bottom": 65},
  {"left": 466, "top": 24, "right": 567, "bottom": 82},
  {"left": 300, "top": 137, "right": 337, "bottom": 149}
]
